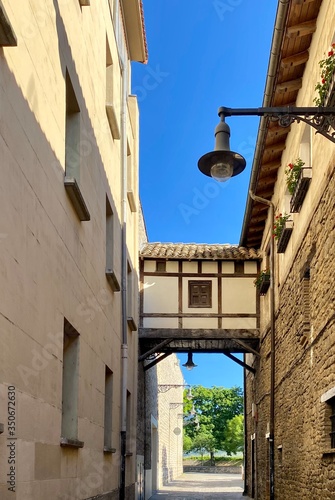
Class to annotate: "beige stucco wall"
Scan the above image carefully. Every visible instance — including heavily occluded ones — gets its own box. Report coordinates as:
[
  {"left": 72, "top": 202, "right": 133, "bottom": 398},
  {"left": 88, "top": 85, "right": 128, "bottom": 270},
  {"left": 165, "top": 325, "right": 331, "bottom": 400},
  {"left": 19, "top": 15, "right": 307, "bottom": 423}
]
[{"left": 0, "top": 1, "right": 141, "bottom": 499}]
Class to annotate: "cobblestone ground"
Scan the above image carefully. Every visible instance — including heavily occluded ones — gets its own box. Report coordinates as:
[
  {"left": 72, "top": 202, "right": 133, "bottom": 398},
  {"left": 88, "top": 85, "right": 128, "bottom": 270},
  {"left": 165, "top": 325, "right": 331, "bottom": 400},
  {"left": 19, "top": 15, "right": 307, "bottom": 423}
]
[{"left": 149, "top": 472, "right": 252, "bottom": 499}]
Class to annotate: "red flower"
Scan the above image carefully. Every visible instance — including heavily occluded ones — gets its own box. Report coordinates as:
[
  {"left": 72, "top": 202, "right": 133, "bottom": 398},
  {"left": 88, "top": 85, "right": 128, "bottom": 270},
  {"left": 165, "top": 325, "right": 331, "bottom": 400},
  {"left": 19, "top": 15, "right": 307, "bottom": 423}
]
[
  {"left": 322, "top": 79, "right": 326, "bottom": 84},
  {"left": 332, "top": 43, "right": 335, "bottom": 48},
  {"left": 288, "top": 163, "right": 293, "bottom": 169},
  {"left": 328, "top": 50, "right": 334, "bottom": 57}
]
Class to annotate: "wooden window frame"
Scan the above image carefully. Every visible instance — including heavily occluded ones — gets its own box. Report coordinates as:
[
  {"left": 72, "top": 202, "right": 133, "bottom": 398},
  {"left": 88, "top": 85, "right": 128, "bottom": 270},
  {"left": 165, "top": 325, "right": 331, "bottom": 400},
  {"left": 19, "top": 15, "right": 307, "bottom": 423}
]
[{"left": 188, "top": 280, "right": 212, "bottom": 308}]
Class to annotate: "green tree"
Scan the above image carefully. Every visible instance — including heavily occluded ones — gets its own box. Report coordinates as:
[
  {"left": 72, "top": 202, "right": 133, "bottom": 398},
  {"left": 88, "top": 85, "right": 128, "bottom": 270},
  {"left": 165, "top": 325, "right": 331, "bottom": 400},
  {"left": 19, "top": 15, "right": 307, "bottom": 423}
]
[
  {"left": 183, "top": 385, "right": 243, "bottom": 456},
  {"left": 224, "top": 414, "right": 244, "bottom": 455},
  {"left": 192, "top": 432, "right": 216, "bottom": 461},
  {"left": 183, "top": 434, "right": 193, "bottom": 454}
]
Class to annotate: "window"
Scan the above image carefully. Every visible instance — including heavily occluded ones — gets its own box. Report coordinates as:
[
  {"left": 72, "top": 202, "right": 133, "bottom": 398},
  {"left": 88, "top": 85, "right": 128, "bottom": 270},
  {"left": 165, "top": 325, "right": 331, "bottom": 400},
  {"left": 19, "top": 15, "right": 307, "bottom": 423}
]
[
  {"left": 106, "top": 37, "right": 120, "bottom": 139},
  {"left": 290, "top": 125, "right": 312, "bottom": 213},
  {"left": 298, "top": 268, "right": 310, "bottom": 346},
  {"left": 60, "top": 320, "right": 83, "bottom": 448},
  {"left": 321, "top": 387, "right": 335, "bottom": 450},
  {"left": 105, "top": 196, "right": 120, "bottom": 291},
  {"left": 330, "top": 398, "right": 335, "bottom": 449},
  {"left": 156, "top": 261, "right": 166, "bottom": 272},
  {"left": 64, "top": 71, "right": 90, "bottom": 221},
  {"left": 0, "top": 3, "right": 17, "bottom": 46},
  {"left": 104, "top": 367, "right": 115, "bottom": 452},
  {"left": 188, "top": 281, "right": 212, "bottom": 308},
  {"left": 65, "top": 71, "right": 80, "bottom": 181},
  {"left": 127, "top": 141, "right": 137, "bottom": 212},
  {"left": 126, "top": 390, "right": 132, "bottom": 454},
  {"left": 127, "top": 262, "right": 137, "bottom": 331},
  {"left": 235, "top": 262, "right": 244, "bottom": 274}
]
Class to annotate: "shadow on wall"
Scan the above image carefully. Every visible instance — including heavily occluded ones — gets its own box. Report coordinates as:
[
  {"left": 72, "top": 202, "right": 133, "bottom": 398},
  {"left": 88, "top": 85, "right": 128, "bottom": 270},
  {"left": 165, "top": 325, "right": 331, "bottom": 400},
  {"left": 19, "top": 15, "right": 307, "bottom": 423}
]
[{"left": 162, "top": 445, "right": 169, "bottom": 486}]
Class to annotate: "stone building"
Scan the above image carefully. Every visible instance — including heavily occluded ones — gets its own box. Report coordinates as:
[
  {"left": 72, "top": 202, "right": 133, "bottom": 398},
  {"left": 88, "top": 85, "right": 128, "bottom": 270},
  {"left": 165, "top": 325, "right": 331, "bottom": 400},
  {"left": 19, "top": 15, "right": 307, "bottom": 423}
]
[
  {"left": 241, "top": 0, "right": 335, "bottom": 498},
  {"left": 0, "top": 1, "right": 147, "bottom": 499}
]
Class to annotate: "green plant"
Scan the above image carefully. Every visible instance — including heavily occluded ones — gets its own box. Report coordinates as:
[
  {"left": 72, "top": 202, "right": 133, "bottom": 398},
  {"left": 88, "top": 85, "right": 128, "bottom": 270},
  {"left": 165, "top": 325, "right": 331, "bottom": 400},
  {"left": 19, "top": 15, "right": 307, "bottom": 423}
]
[
  {"left": 285, "top": 158, "right": 305, "bottom": 195},
  {"left": 254, "top": 269, "right": 270, "bottom": 288},
  {"left": 273, "top": 213, "right": 290, "bottom": 240},
  {"left": 314, "top": 44, "right": 335, "bottom": 106}
]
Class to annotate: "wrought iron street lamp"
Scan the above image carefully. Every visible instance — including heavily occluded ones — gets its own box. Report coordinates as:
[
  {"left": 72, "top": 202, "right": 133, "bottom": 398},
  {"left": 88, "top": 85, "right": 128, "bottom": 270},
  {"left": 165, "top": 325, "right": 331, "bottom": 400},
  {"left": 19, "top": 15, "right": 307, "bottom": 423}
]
[
  {"left": 198, "top": 105, "right": 335, "bottom": 182},
  {"left": 182, "top": 352, "right": 197, "bottom": 371}
]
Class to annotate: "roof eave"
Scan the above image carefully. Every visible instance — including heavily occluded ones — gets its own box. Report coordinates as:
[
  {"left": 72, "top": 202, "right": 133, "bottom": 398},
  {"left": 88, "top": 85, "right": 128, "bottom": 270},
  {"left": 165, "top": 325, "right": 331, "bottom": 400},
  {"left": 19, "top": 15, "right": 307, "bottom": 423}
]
[
  {"left": 121, "top": 0, "right": 148, "bottom": 63},
  {"left": 239, "top": 0, "right": 290, "bottom": 247}
]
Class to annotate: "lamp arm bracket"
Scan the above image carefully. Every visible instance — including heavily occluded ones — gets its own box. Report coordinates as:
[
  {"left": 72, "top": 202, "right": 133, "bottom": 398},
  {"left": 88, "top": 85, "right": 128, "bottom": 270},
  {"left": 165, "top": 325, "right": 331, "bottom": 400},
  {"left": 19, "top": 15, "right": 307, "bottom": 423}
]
[{"left": 218, "top": 106, "right": 335, "bottom": 143}]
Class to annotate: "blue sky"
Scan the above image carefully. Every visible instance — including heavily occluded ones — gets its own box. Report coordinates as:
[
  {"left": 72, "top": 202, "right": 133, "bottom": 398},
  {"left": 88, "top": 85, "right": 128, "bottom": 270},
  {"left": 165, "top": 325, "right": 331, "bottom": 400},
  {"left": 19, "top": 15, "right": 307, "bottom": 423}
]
[{"left": 132, "top": 0, "right": 278, "bottom": 388}]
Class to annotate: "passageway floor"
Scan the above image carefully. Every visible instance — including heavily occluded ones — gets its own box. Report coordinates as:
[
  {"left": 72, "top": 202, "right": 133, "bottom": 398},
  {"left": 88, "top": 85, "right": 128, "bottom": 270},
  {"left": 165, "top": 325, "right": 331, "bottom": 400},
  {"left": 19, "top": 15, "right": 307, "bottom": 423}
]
[{"left": 149, "top": 472, "right": 252, "bottom": 499}]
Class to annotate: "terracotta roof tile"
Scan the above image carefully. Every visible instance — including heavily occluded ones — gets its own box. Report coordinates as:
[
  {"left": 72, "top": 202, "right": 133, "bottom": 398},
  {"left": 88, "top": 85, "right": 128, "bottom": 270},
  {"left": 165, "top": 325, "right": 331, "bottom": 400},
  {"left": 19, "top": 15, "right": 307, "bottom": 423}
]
[{"left": 140, "top": 243, "right": 261, "bottom": 260}]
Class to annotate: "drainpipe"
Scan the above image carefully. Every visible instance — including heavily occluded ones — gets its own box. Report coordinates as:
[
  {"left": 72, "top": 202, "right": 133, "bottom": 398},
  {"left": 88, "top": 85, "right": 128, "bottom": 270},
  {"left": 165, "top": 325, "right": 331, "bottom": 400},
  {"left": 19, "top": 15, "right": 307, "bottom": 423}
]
[
  {"left": 118, "top": 18, "right": 129, "bottom": 500},
  {"left": 249, "top": 190, "right": 275, "bottom": 500}
]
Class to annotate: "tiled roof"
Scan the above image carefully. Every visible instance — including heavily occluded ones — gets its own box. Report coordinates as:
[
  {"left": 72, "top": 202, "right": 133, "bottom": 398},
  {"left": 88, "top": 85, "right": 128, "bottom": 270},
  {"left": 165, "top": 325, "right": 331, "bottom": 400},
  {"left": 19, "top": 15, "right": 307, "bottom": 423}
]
[
  {"left": 140, "top": 243, "right": 261, "bottom": 260},
  {"left": 140, "top": 0, "right": 149, "bottom": 64}
]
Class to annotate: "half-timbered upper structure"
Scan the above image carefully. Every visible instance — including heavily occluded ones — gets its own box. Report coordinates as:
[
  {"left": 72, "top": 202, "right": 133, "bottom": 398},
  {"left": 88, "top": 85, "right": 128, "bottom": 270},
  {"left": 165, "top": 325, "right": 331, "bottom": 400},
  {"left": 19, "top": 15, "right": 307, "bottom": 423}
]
[{"left": 139, "top": 243, "right": 262, "bottom": 367}]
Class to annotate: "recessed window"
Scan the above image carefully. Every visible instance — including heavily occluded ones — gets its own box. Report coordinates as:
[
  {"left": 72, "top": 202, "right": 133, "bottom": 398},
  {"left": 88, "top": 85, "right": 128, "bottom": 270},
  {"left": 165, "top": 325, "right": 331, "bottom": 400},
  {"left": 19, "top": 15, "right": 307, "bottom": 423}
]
[
  {"left": 127, "top": 262, "right": 137, "bottom": 331},
  {"left": 65, "top": 71, "right": 80, "bottom": 181},
  {"left": 60, "top": 320, "right": 83, "bottom": 448},
  {"left": 189, "top": 281, "right": 212, "bottom": 308},
  {"left": 104, "top": 367, "right": 114, "bottom": 451},
  {"left": 64, "top": 71, "right": 90, "bottom": 221},
  {"left": 106, "top": 37, "right": 120, "bottom": 139},
  {"left": 330, "top": 397, "right": 335, "bottom": 449},
  {"left": 156, "top": 261, "right": 166, "bottom": 272},
  {"left": 0, "top": 3, "right": 17, "bottom": 46}
]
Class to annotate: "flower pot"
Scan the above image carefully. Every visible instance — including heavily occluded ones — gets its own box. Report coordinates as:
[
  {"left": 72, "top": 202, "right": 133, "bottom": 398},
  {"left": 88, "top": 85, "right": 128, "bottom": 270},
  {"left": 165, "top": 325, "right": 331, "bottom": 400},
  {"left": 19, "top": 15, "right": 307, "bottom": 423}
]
[
  {"left": 277, "top": 220, "right": 293, "bottom": 253},
  {"left": 258, "top": 274, "right": 270, "bottom": 296},
  {"left": 290, "top": 167, "right": 312, "bottom": 213}
]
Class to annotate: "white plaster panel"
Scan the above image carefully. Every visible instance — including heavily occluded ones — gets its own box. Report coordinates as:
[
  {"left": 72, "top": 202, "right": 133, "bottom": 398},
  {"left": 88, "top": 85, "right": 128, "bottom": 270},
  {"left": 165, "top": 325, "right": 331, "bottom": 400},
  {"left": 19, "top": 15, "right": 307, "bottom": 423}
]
[
  {"left": 143, "top": 277, "right": 178, "bottom": 313},
  {"left": 144, "top": 260, "right": 155, "bottom": 272},
  {"left": 222, "top": 277, "right": 256, "bottom": 313},
  {"left": 143, "top": 317, "right": 179, "bottom": 328},
  {"left": 222, "top": 317, "right": 257, "bottom": 329},
  {"left": 182, "top": 277, "right": 218, "bottom": 313},
  {"left": 182, "top": 317, "right": 218, "bottom": 328},
  {"left": 222, "top": 262, "right": 235, "bottom": 273},
  {"left": 202, "top": 261, "right": 218, "bottom": 273},
  {"left": 166, "top": 261, "right": 178, "bottom": 272},
  {"left": 182, "top": 261, "right": 198, "bottom": 273},
  {"left": 244, "top": 261, "right": 258, "bottom": 274}
]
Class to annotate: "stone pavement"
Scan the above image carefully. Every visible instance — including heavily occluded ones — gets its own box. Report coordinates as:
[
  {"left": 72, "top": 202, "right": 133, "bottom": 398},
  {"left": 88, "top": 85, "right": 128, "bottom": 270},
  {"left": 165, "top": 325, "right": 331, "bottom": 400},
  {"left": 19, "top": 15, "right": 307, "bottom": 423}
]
[{"left": 149, "top": 472, "right": 252, "bottom": 499}]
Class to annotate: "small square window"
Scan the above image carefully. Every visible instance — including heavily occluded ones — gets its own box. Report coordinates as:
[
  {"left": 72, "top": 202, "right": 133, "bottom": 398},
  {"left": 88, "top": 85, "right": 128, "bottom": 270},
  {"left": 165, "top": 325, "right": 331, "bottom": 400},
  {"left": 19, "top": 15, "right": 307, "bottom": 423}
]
[
  {"left": 189, "top": 281, "right": 212, "bottom": 308},
  {"left": 156, "top": 261, "right": 166, "bottom": 272}
]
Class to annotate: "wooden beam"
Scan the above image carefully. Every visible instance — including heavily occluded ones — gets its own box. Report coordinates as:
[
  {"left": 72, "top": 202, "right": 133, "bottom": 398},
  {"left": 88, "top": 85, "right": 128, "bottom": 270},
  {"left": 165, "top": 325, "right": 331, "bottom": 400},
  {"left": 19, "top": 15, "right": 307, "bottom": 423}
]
[
  {"left": 291, "top": 0, "right": 315, "bottom": 5},
  {"left": 267, "top": 123, "right": 291, "bottom": 138},
  {"left": 143, "top": 352, "right": 172, "bottom": 371},
  {"left": 264, "top": 141, "right": 286, "bottom": 153},
  {"left": 223, "top": 352, "right": 256, "bottom": 374},
  {"left": 281, "top": 50, "right": 309, "bottom": 69},
  {"left": 257, "top": 173, "right": 278, "bottom": 187},
  {"left": 138, "top": 339, "right": 174, "bottom": 361},
  {"left": 139, "top": 328, "right": 260, "bottom": 340},
  {"left": 275, "top": 78, "right": 302, "bottom": 94},
  {"left": 234, "top": 339, "right": 261, "bottom": 357},
  {"left": 286, "top": 19, "right": 317, "bottom": 39}
]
